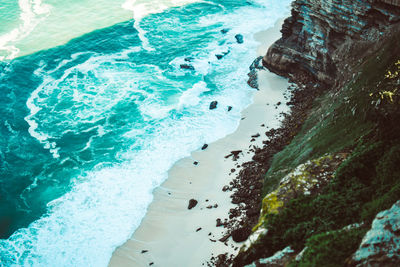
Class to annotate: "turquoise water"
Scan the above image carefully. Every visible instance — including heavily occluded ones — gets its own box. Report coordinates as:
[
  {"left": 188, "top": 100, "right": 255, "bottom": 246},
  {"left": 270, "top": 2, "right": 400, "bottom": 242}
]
[{"left": 0, "top": 0, "right": 290, "bottom": 266}]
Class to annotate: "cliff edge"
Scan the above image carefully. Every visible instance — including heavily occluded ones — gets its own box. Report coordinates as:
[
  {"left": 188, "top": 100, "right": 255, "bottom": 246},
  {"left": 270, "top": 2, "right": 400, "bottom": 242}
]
[{"left": 228, "top": 0, "right": 400, "bottom": 266}]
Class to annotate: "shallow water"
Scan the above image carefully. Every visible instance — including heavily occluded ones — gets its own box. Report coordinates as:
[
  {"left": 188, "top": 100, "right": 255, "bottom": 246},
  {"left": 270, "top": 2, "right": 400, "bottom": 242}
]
[{"left": 0, "top": 0, "right": 290, "bottom": 266}]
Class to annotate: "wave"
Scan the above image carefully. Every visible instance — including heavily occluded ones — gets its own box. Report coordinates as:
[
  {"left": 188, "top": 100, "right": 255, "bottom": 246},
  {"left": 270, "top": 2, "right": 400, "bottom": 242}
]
[
  {"left": 0, "top": 0, "right": 292, "bottom": 266},
  {"left": 0, "top": 0, "right": 51, "bottom": 60}
]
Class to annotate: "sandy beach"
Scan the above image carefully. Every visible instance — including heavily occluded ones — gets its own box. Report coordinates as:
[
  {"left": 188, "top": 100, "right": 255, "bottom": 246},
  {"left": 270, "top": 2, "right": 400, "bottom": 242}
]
[{"left": 109, "top": 19, "right": 288, "bottom": 267}]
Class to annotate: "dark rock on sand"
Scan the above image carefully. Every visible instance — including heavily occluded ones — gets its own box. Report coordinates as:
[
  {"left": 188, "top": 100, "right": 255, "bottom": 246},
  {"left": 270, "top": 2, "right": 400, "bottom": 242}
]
[
  {"left": 231, "top": 227, "right": 251, "bottom": 242},
  {"left": 188, "top": 199, "right": 198, "bottom": 210},
  {"left": 209, "top": 101, "right": 218, "bottom": 110},
  {"left": 219, "top": 233, "right": 231, "bottom": 243}
]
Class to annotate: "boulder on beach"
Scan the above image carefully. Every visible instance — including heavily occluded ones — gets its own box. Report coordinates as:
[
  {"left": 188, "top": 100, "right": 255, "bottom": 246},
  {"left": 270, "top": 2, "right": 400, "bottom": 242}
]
[
  {"left": 188, "top": 199, "right": 198, "bottom": 209},
  {"left": 231, "top": 227, "right": 251, "bottom": 242}
]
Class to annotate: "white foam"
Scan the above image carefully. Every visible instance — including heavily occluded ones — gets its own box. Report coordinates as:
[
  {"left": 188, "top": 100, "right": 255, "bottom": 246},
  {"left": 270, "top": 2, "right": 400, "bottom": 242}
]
[
  {"left": 178, "top": 81, "right": 210, "bottom": 109},
  {"left": 122, "top": 0, "right": 199, "bottom": 50},
  {"left": 4, "top": 1, "right": 292, "bottom": 266},
  {"left": 0, "top": 0, "right": 51, "bottom": 60}
]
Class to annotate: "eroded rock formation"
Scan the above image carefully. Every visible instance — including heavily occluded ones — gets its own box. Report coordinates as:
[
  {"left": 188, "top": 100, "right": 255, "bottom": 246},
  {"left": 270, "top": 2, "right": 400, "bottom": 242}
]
[{"left": 263, "top": 0, "right": 400, "bottom": 85}]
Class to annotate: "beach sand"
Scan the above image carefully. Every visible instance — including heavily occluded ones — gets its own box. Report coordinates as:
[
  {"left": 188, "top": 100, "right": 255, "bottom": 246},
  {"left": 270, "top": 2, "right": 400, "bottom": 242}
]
[{"left": 109, "top": 19, "right": 288, "bottom": 267}]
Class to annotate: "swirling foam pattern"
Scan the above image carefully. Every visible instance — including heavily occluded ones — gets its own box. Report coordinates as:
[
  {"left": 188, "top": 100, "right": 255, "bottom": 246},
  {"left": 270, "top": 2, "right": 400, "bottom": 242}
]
[{"left": 0, "top": 0, "right": 291, "bottom": 266}]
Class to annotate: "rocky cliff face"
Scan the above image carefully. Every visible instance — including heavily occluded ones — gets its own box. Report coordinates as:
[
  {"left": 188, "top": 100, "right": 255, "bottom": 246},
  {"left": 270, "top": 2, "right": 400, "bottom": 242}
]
[
  {"left": 229, "top": 1, "right": 400, "bottom": 266},
  {"left": 351, "top": 201, "right": 400, "bottom": 267},
  {"left": 263, "top": 0, "right": 400, "bottom": 85}
]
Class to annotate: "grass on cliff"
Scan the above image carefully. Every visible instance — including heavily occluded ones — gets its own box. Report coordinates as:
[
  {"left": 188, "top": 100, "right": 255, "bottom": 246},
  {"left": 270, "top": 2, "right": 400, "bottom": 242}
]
[
  {"left": 263, "top": 32, "right": 400, "bottom": 195},
  {"left": 234, "top": 32, "right": 400, "bottom": 266}
]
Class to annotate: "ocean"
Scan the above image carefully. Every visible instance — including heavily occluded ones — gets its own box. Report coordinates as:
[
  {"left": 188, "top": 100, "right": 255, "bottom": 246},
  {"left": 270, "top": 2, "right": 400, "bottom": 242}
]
[{"left": 0, "top": 0, "right": 290, "bottom": 266}]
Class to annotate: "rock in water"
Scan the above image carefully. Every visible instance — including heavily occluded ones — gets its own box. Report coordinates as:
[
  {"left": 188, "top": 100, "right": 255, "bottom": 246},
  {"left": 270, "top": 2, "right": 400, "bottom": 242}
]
[
  {"left": 216, "top": 51, "right": 230, "bottom": 60},
  {"left": 221, "top": 28, "right": 229, "bottom": 34},
  {"left": 247, "top": 56, "right": 264, "bottom": 89},
  {"left": 228, "top": 106, "right": 233, "bottom": 112},
  {"left": 209, "top": 101, "right": 218, "bottom": 110},
  {"left": 180, "top": 64, "right": 194, "bottom": 70},
  {"left": 188, "top": 199, "right": 198, "bottom": 210},
  {"left": 235, "top": 34, "right": 244, "bottom": 44},
  {"left": 201, "top": 144, "right": 208, "bottom": 150}
]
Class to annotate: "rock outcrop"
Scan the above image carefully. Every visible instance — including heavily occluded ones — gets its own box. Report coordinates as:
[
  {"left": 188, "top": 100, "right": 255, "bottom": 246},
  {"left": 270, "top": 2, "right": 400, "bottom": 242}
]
[
  {"left": 351, "top": 200, "right": 400, "bottom": 266},
  {"left": 263, "top": 0, "right": 400, "bottom": 85}
]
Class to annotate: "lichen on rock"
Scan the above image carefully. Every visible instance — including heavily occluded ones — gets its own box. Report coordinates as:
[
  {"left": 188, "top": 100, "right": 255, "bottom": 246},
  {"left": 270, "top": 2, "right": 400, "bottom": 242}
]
[{"left": 254, "top": 153, "right": 348, "bottom": 231}]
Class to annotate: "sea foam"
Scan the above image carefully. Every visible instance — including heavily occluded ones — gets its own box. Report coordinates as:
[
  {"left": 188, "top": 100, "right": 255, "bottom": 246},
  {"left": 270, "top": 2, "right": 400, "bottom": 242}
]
[{"left": 1, "top": 1, "right": 291, "bottom": 266}]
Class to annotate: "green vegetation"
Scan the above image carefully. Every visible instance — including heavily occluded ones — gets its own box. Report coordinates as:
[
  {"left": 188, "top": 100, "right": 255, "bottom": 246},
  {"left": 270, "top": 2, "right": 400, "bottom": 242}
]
[
  {"left": 237, "top": 32, "right": 400, "bottom": 266},
  {"left": 289, "top": 227, "right": 367, "bottom": 267}
]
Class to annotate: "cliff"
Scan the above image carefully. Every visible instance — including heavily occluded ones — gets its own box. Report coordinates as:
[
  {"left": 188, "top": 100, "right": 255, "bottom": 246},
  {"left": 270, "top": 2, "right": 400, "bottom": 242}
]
[
  {"left": 263, "top": 0, "right": 400, "bottom": 85},
  {"left": 227, "top": 0, "right": 400, "bottom": 266}
]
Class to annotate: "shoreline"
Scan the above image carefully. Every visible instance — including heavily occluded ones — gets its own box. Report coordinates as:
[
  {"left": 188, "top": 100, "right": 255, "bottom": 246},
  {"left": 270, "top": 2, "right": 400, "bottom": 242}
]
[{"left": 109, "top": 20, "right": 288, "bottom": 267}]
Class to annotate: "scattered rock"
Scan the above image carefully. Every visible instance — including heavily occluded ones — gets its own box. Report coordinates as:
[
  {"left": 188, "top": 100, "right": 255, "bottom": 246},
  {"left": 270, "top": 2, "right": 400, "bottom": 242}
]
[
  {"left": 216, "top": 218, "right": 223, "bottom": 227},
  {"left": 209, "top": 101, "right": 218, "bottom": 110},
  {"left": 201, "top": 144, "right": 208, "bottom": 150},
  {"left": 149, "top": 263, "right": 154, "bottom": 266},
  {"left": 221, "top": 28, "right": 229, "bottom": 34},
  {"left": 141, "top": 250, "right": 148, "bottom": 254},
  {"left": 235, "top": 34, "right": 244, "bottom": 44},
  {"left": 188, "top": 199, "right": 198, "bottom": 210},
  {"left": 184, "top": 57, "right": 194, "bottom": 62},
  {"left": 216, "top": 51, "right": 229, "bottom": 60},
  {"left": 228, "top": 106, "right": 233, "bottom": 112},
  {"left": 214, "top": 204, "right": 218, "bottom": 208},
  {"left": 196, "top": 227, "right": 202, "bottom": 232},
  {"left": 247, "top": 56, "right": 264, "bottom": 89},
  {"left": 219, "top": 233, "right": 231, "bottom": 243},
  {"left": 251, "top": 133, "right": 260, "bottom": 138},
  {"left": 222, "top": 185, "right": 229, "bottom": 192},
  {"left": 231, "top": 168, "right": 236, "bottom": 173},
  {"left": 207, "top": 205, "right": 213, "bottom": 209},
  {"left": 180, "top": 64, "right": 194, "bottom": 70}
]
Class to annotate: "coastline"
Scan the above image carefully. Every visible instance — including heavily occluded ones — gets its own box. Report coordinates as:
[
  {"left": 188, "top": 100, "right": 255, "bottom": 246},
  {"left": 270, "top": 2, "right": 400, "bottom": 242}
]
[{"left": 109, "top": 19, "right": 288, "bottom": 267}]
